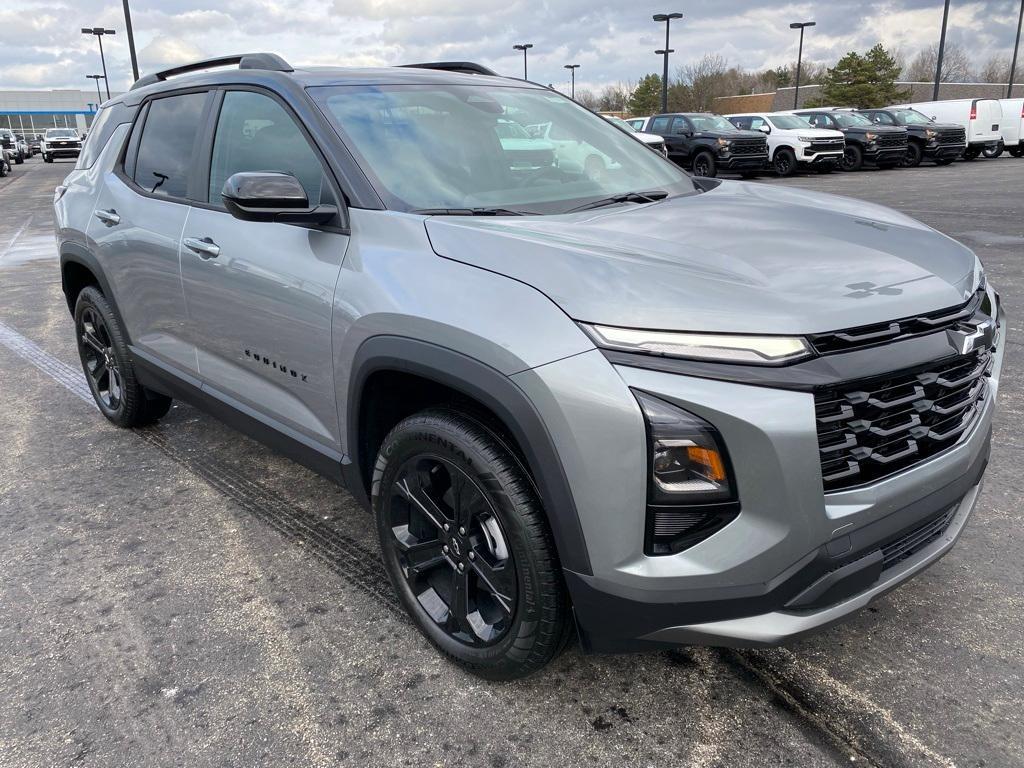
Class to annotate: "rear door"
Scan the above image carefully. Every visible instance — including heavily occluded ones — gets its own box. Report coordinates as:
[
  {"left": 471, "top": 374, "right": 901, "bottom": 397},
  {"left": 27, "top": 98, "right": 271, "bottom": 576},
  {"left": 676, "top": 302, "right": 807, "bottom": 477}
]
[
  {"left": 178, "top": 87, "right": 350, "bottom": 452},
  {"left": 88, "top": 90, "right": 212, "bottom": 377}
]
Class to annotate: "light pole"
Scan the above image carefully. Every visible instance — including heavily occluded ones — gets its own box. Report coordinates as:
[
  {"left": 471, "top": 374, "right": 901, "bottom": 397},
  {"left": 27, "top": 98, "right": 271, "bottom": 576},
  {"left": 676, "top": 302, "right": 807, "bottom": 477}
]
[
  {"left": 564, "top": 64, "right": 580, "bottom": 99},
  {"left": 933, "top": 0, "right": 951, "bottom": 100},
  {"left": 513, "top": 43, "right": 533, "bottom": 80},
  {"left": 1009, "top": 0, "right": 1024, "bottom": 98},
  {"left": 81, "top": 27, "right": 116, "bottom": 100},
  {"left": 789, "top": 21, "right": 816, "bottom": 109},
  {"left": 653, "top": 13, "right": 683, "bottom": 113},
  {"left": 86, "top": 74, "right": 105, "bottom": 105},
  {"left": 122, "top": 0, "right": 140, "bottom": 82}
]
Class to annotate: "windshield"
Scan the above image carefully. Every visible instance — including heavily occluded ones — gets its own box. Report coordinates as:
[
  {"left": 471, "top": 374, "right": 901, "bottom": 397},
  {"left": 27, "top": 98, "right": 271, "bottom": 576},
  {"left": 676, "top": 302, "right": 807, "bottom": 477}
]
[
  {"left": 831, "top": 112, "right": 873, "bottom": 128},
  {"left": 687, "top": 115, "right": 737, "bottom": 132},
  {"left": 312, "top": 84, "right": 694, "bottom": 214},
  {"left": 605, "top": 116, "right": 636, "bottom": 133},
  {"left": 768, "top": 114, "right": 812, "bottom": 130},
  {"left": 46, "top": 129, "right": 78, "bottom": 138},
  {"left": 893, "top": 109, "right": 932, "bottom": 125}
]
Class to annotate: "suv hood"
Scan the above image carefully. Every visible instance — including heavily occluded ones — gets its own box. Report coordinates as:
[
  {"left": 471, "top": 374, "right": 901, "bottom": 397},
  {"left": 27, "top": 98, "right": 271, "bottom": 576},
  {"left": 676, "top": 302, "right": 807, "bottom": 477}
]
[{"left": 425, "top": 181, "right": 979, "bottom": 335}]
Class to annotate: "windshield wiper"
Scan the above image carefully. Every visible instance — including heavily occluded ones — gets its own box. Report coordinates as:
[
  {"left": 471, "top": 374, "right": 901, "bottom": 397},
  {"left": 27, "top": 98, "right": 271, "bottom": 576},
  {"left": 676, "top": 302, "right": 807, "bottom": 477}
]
[
  {"left": 565, "top": 190, "right": 669, "bottom": 213},
  {"left": 412, "top": 207, "right": 539, "bottom": 216}
]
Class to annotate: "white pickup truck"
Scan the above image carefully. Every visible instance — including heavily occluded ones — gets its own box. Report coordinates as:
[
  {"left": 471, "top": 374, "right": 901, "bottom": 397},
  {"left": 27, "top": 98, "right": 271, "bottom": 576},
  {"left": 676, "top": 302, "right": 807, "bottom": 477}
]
[{"left": 725, "top": 112, "right": 845, "bottom": 176}]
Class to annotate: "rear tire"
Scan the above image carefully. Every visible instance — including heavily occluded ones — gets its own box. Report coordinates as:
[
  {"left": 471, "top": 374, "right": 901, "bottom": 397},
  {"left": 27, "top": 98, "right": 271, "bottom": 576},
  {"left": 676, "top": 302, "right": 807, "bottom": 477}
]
[
  {"left": 691, "top": 151, "right": 717, "bottom": 178},
  {"left": 1009, "top": 146, "right": 1024, "bottom": 158},
  {"left": 373, "top": 409, "right": 571, "bottom": 680},
  {"left": 839, "top": 144, "right": 863, "bottom": 172},
  {"left": 962, "top": 146, "right": 981, "bottom": 160},
  {"left": 15, "top": 152, "right": 24, "bottom": 165},
  {"left": 983, "top": 141, "right": 1004, "bottom": 159},
  {"left": 74, "top": 286, "right": 173, "bottom": 428}
]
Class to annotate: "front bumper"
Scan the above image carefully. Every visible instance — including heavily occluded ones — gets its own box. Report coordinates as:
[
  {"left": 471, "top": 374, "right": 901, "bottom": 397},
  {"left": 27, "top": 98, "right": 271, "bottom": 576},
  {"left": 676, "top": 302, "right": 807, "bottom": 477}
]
[
  {"left": 718, "top": 152, "right": 768, "bottom": 171},
  {"left": 924, "top": 142, "right": 966, "bottom": 159},
  {"left": 520, "top": 301, "right": 1004, "bottom": 655},
  {"left": 864, "top": 145, "right": 907, "bottom": 165},
  {"left": 43, "top": 145, "right": 81, "bottom": 158}
]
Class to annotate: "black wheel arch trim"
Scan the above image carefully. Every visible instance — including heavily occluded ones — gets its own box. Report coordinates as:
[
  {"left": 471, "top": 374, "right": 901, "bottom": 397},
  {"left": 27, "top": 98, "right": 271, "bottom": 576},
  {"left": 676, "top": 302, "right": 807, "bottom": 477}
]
[
  {"left": 347, "top": 335, "right": 593, "bottom": 576},
  {"left": 60, "top": 242, "right": 133, "bottom": 346}
]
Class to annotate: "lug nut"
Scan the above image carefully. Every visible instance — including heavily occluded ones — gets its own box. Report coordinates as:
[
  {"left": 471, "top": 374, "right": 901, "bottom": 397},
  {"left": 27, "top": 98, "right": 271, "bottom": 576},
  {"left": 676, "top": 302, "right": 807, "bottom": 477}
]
[
  {"left": 457, "top": 562, "right": 465, "bottom": 572},
  {"left": 468, "top": 552, "right": 476, "bottom": 561},
  {"left": 458, "top": 527, "right": 466, "bottom": 535},
  {"left": 443, "top": 523, "right": 450, "bottom": 532},
  {"left": 442, "top": 545, "right": 449, "bottom": 553}
]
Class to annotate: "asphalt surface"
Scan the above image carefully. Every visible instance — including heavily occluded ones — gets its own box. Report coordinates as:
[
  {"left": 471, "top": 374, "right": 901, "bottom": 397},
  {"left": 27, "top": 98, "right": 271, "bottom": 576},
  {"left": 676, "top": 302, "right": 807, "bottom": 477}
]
[{"left": 0, "top": 155, "right": 1020, "bottom": 768}]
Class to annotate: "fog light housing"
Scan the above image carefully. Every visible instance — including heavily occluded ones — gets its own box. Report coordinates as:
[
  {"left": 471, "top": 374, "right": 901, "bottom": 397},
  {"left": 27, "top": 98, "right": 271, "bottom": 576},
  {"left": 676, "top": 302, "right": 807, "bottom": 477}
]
[{"left": 636, "top": 390, "right": 739, "bottom": 555}]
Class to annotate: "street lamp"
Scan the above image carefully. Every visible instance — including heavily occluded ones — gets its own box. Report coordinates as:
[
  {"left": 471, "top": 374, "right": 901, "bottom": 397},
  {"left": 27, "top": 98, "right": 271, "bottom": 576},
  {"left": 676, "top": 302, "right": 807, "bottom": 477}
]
[
  {"left": 81, "top": 27, "right": 116, "bottom": 100},
  {"left": 789, "top": 21, "right": 816, "bottom": 109},
  {"left": 513, "top": 43, "right": 533, "bottom": 80},
  {"left": 86, "top": 74, "right": 105, "bottom": 105},
  {"left": 1009, "top": 0, "right": 1024, "bottom": 98},
  {"left": 122, "top": 0, "right": 140, "bottom": 82},
  {"left": 933, "top": 0, "right": 951, "bottom": 100},
  {"left": 564, "top": 64, "right": 580, "bottom": 99},
  {"left": 653, "top": 13, "right": 683, "bottom": 113}
]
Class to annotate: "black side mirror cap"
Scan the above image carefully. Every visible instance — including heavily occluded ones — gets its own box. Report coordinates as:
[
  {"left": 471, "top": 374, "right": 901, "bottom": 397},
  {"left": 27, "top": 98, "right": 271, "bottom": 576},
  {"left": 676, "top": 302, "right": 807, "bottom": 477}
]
[{"left": 222, "top": 171, "right": 337, "bottom": 225}]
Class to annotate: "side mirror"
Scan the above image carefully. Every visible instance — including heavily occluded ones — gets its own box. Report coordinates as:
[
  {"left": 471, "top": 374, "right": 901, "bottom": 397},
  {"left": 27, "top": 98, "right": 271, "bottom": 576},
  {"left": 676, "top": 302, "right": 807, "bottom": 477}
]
[
  {"left": 222, "top": 172, "right": 337, "bottom": 225},
  {"left": 758, "top": 124, "right": 771, "bottom": 134}
]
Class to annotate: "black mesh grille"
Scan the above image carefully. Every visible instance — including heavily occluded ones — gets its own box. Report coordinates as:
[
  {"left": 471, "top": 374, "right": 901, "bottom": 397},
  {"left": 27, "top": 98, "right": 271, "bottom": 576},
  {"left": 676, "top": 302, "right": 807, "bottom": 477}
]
[
  {"left": 809, "top": 291, "right": 984, "bottom": 354},
  {"left": 881, "top": 505, "right": 958, "bottom": 569},
  {"left": 937, "top": 128, "right": 966, "bottom": 145},
  {"left": 732, "top": 139, "right": 767, "bottom": 156},
  {"left": 877, "top": 133, "right": 908, "bottom": 149},
  {"left": 815, "top": 349, "right": 992, "bottom": 492},
  {"left": 807, "top": 139, "right": 844, "bottom": 152}
]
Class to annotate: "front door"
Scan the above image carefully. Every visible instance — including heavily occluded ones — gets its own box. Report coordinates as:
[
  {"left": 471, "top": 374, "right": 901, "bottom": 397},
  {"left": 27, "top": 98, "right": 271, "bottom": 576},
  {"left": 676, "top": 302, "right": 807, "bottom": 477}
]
[
  {"left": 179, "top": 88, "right": 349, "bottom": 452},
  {"left": 88, "top": 91, "right": 211, "bottom": 377}
]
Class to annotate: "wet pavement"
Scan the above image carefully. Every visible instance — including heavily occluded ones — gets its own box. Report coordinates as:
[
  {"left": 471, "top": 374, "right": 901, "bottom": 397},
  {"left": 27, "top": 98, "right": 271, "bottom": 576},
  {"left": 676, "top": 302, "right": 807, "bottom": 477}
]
[{"left": 0, "top": 156, "right": 1021, "bottom": 768}]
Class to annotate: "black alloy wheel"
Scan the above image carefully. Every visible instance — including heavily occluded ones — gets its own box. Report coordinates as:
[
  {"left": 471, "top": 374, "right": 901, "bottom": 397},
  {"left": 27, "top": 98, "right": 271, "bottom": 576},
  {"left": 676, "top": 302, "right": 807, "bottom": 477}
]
[
  {"left": 374, "top": 410, "right": 571, "bottom": 679},
  {"left": 773, "top": 148, "right": 796, "bottom": 177},
  {"left": 692, "top": 151, "right": 716, "bottom": 178},
  {"left": 79, "top": 305, "right": 124, "bottom": 412},
  {"left": 839, "top": 144, "right": 863, "bottom": 172},
  {"left": 902, "top": 142, "right": 923, "bottom": 167},
  {"left": 1008, "top": 146, "right": 1024, "bottom": 158},
  {"left": 385, "top": 455, "right": 517, "bottom": 646}
]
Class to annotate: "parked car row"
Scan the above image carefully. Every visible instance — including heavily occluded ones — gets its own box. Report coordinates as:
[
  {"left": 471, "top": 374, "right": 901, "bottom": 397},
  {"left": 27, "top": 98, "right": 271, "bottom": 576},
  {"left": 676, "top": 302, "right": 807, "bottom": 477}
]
[
  {"left": 624, "top": 97, "right": 1023, "bottom": 177},
  {"left": 0, "top": 127, "right": 83, "bottom": 175}
]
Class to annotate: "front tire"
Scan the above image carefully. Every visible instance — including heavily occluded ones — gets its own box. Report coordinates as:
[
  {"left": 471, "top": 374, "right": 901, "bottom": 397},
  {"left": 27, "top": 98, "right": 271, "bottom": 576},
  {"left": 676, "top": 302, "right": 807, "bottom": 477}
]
[
  {"left": 963, "top": 146, "right": 981, "bottom": 160},
  {"left": 43, "top": 153, "right": 52, "bottom": 163},
  {"left": 373, "top": 409, "right": 571, "bottom": 680},
  {"left": 691, "top": 151, "right": 717, "bottom": 178},
  {"left": 773, "top": 148, "right": 797, "bottom": 177},
  {"left": 902, "top": 142, "right": 923, "bottom": 168},
  {"left": 839, "top": 144, "right": 863, "bottom": 171},
  {"left": 14, "top": 151, "right": 24, "bottom": 165},
  {"left": 74, "top": 286, "right": 172, "bottom": 427}
]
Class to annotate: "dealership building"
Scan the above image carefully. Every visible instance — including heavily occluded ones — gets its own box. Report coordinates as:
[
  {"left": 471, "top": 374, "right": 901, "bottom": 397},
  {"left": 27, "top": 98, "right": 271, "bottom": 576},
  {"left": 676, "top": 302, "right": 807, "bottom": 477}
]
[{"left": 0, "top": 88, "right": 122, "bottom": 136}]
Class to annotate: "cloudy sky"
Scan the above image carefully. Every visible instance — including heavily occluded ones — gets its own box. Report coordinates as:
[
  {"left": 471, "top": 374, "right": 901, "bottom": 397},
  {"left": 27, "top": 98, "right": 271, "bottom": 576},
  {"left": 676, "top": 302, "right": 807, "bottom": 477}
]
[{"left": 2, "top": 0, "right": 1022, "bottom": 95}]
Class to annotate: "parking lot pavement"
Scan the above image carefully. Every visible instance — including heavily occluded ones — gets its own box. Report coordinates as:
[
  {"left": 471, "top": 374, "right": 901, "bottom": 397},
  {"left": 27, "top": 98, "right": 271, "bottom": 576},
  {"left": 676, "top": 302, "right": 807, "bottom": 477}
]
[{"left": 0, "top": 156, "right": 1020, "bottom": 768}]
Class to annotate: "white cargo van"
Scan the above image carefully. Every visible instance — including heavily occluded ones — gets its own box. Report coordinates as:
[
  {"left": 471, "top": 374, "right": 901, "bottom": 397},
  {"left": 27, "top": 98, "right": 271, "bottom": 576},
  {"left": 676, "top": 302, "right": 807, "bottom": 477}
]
[
  {"left": 997, "top": 98, "right": 1023, "bottom": 157},
  {"left": 892, "top": 98, "right": 1001, "bottom": 159}
]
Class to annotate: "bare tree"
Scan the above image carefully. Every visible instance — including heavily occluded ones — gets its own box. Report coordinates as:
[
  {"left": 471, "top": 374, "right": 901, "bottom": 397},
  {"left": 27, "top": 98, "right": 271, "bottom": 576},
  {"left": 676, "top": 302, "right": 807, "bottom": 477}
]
[
  {"left": 977, "top": 54, "right": 1010, "bottom": 83},
  {"left": 676, "top": 54, "right": 730, "bottom": 111},
  {"left": 573, "top": 89, "right": 599, "bottom": 110},
  {"left": 906, "top": 42, "right": 973, "bottom": 82}
]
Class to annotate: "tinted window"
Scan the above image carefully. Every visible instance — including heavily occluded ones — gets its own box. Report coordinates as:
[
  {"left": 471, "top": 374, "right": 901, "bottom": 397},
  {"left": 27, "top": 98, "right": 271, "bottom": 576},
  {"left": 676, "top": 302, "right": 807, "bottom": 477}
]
[
  {"left": 868, "top": 111, "right": 895, "bottom": 125},
  {"left": 133, "top": 92, "right": 207, "bottom": 198},
  {"left": 650, "top": 116, "right": 671, "bottom": 133},
  {"left": 208, "top": 90, "right": 329, "bottom": 205},
  {"left": 729, "top": 116, "right": 752, "bottom": 130},
  {"left": 76, "top": 106, "right": 116, "bottom": 169},
  {"left": 671, "top": 117, "right": 691, "bottom": 134}
]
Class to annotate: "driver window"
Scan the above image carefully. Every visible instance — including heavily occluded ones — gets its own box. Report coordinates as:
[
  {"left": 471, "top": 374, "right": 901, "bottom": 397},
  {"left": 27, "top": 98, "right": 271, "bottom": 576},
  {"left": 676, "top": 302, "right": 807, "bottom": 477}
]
[
  {"left": 872, "top": 112, "right": 895, "bottom": 125},
  {"left": 208, "top": 90, "right": 333, "bottom": 206},
  {"left": 749, "top": 117, "right": 766, "bottom": 131},
  {"left": 671, "top": 117, "right": 690, "bottom": 134}
]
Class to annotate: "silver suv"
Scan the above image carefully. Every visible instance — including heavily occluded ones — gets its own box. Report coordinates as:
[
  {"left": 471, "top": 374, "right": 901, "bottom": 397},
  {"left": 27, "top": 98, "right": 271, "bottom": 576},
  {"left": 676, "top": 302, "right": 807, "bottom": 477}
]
[{"left": 54, "top": 54, "right": 1005, "bottom": 680}]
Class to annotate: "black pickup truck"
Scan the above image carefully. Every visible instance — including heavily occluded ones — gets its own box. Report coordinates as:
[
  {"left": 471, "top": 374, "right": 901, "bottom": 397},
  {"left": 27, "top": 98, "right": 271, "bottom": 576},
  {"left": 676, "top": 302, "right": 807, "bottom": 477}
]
[
  {"left": 644, "top": 112, "right": 768, "bottom": 177},
  {"left": 793, "top": 109, "right": 908, "bottom": 171},
  {"left": 856, "top": 107, "right": 966, "bottom": 167}
]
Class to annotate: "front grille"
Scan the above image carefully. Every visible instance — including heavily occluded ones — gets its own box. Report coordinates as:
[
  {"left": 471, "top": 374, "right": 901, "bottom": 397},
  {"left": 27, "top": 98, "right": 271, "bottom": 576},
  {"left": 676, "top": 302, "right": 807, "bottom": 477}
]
[
  {"left": 809, "top": 291, "right": 984, "bottom": 354},
  {"left": 937, "top": 128, "right": 966, "bottom": 145},
  {"left": 807, "top": 139, "right": 844, "bottom": 153},
  {"left": 881, "top": 505, "right": 958, "bottom": 570},
  {"left": 877, "top": 133, "right": 908, "bottom": 149},
  {"left": 731, "top": 139, "right": 767, "bottom": 156},
  {"left": 815, "top": 349, "right": 992, "bottom": 492}
]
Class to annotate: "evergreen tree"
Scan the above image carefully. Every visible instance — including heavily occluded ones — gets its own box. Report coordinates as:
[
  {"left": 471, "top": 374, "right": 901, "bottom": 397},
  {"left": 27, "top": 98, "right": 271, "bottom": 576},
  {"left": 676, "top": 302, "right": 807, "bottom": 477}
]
[
  {"left": 628, "top": 74, "right": 663, "bottom": 115},
  {"left": 812, "top": 44, "right": 908, "bottom": 108}
]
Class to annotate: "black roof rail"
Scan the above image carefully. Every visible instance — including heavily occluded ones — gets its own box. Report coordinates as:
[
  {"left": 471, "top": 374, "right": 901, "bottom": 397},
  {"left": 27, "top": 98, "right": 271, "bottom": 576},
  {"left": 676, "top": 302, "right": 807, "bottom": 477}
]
[
  {"left": 131, "top": 52, "right": 293, "bottom": 90},
  {"left": 400, "top": 61, "right": 498, "bottom": 76}
]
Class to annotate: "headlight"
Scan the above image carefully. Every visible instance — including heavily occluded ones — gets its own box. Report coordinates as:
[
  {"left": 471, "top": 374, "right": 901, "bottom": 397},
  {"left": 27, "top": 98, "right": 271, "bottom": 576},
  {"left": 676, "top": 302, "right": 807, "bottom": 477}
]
[
  {"left": 635, "top": 391, "right": 739, "bottom": 555},
  {"left": 925, "top": 129, "right": 937, "bottom": 139},
  {"left": 865, "top": 132, "right": 878, "bottom": 141},
  {"left": 582, "top": 324, "right": 813, "bottom": 365},
  {"left": 717, "top": 137, "right": 733, "bottom": 148},
  {"left": 797, "top": 136, "right": 816, "bottom": 143}
]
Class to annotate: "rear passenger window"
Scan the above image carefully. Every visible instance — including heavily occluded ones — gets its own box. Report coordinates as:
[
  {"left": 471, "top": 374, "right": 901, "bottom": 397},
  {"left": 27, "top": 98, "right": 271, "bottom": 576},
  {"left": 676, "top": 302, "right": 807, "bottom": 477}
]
[
  {"left": 650, "top": 116, "right": 671, "bottom": 133},
  {"left": 133, "top": 92, "right": 207, "bottom": 199},
  {"left": 207, "top": 90, "right": 332, "bottom": 206},
  {"left": 76, "top": 107, "right": 116, "bottom": 170}
]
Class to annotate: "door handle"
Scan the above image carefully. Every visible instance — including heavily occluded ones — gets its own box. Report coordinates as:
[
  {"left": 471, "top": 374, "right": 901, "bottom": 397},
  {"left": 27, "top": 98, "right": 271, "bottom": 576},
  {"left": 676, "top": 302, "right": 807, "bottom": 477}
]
[
  {"left": 94, "top": 208, "right": 120, "bottom": 226},
  {"left": 183, "top": 236, "right": 221, "bottom": 259}
]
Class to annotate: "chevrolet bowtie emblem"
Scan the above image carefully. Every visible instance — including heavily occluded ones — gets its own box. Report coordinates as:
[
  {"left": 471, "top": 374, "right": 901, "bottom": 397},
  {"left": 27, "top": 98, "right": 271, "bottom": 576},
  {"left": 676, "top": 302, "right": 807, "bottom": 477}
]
[{"left": 947, "top": 320, "right": 994, "bottom": 356}]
